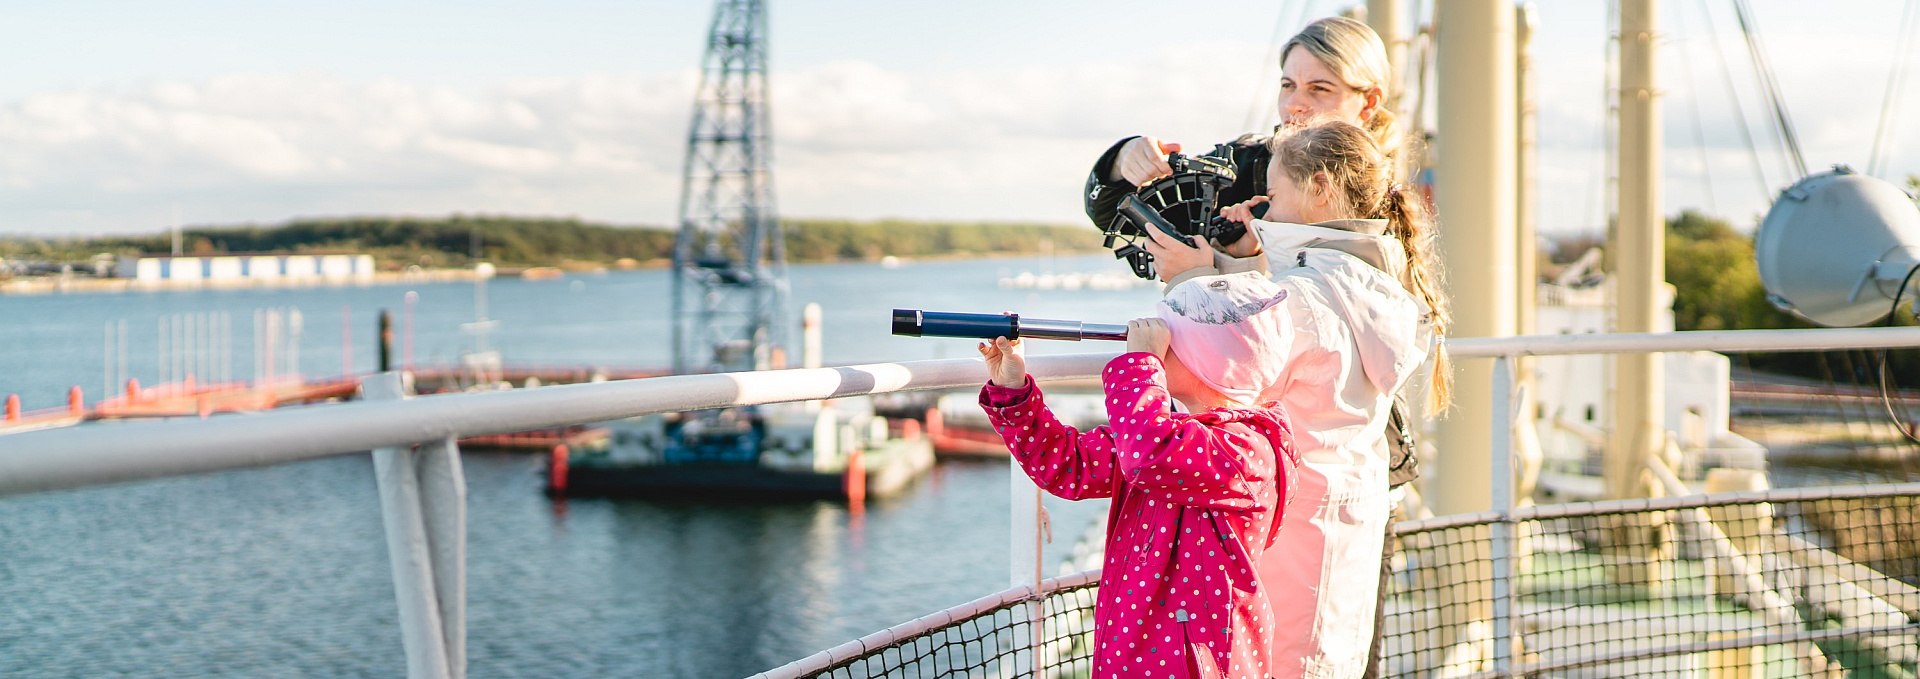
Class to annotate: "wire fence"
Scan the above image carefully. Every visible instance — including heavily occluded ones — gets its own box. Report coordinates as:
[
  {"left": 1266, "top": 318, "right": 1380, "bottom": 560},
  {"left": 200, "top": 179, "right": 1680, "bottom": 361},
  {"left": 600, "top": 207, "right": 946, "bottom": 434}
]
[
  {"left": 751, "top": 571, "right": 1102, "bottom": 679},
  {"left": 761, "top": 483, "right": 1920, "bottom": 678},
  {"left": 1381, "top": 483, "right": 1920, "bottom": 677}
]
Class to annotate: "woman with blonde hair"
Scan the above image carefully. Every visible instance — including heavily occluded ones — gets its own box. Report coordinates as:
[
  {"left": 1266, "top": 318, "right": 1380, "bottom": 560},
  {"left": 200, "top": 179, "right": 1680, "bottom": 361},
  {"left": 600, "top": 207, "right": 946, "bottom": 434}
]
[
  {"left": 1085, "top": 16, "right": 1401, "bottom": 229},
  {"left": 1090, "top": 15, "right": 1443, "bottom": 675}
]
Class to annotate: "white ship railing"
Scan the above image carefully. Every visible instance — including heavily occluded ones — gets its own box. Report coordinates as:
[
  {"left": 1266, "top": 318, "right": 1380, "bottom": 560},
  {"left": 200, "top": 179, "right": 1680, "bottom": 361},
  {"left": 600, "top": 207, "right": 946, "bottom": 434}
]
[{"left": 6, "top": 326, "right": 1920, "bottom": 677}]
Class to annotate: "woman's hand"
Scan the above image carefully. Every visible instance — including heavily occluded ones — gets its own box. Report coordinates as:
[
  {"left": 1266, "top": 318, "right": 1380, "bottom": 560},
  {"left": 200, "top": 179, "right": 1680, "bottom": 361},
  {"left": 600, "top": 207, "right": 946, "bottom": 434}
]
[
  {"left": 978, "top": 336, "right": 1026, "bottom": 388},
  {"left": 1126, "top": 318, "right": 1171, "bottom": 358},
  {"left": 1140, "top": 222, "right": 1215, "bottom": 283},
  {"left": 1111, "top": 136, "right": 1182, "bottom": 186}
]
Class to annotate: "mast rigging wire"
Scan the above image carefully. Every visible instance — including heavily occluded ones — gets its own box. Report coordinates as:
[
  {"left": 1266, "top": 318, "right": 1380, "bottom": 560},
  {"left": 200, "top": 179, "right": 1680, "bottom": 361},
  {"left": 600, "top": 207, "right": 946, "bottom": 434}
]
[
  {"left": 1243, "top": 0, "right": 1307, "bottom": 135},
  {"left": 1699, "top": 0, "right": 1778, "bottom": 202},
  {"left": 1869, "top": 0, "right": 1920, "bottom": 177},
  {"left": 1671, "top": 1, "right": 1720, "bottom": 216},
  {"left": 1731, "top": 0, "right": 1810, "bottom": 178}
]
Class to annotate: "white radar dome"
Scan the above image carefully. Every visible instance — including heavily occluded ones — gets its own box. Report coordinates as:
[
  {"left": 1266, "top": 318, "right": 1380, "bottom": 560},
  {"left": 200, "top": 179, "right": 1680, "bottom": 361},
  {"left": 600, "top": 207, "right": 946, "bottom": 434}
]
[{"left": 1755, "top": 167, "right": 1920, "bottom": 327}]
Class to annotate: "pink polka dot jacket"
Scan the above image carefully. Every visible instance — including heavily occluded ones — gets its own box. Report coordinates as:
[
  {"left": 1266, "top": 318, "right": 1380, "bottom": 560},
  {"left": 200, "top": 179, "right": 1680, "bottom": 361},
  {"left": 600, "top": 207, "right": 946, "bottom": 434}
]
[{"left": 980, "top": 353, "right": 1298, "bottom": 678}]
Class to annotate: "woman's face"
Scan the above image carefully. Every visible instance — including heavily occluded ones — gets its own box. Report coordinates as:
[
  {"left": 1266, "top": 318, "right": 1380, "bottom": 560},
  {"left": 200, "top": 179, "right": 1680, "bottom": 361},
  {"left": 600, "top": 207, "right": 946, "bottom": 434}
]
[{"left": 1277, "top": 45, "right": 1377, "bottom": 126}]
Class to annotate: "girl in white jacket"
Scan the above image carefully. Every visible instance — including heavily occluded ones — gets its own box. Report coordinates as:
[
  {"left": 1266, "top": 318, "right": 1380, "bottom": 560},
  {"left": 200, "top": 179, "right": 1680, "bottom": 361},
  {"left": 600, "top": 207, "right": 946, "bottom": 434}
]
[{"left": 1141, "top": 119, "right": 1451, "bottom": 678}]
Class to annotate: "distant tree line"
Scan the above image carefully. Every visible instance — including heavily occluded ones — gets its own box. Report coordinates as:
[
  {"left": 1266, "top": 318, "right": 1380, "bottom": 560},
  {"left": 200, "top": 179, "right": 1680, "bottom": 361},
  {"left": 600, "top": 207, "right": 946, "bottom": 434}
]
[{"left": 0, "top": 215, "right": 1106, "bottom": 269}]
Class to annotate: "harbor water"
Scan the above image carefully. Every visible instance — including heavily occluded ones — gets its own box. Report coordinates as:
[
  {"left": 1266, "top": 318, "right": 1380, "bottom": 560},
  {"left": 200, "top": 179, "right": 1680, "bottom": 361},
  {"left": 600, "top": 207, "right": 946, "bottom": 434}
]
[{"left": 0, "top": 254, "right": 1150, "bottom": 677}]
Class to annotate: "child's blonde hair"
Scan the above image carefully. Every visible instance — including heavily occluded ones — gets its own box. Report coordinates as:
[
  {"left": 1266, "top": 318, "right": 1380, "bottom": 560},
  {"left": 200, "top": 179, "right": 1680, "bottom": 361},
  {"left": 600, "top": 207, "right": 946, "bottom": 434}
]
[{"left": 1269, "top": 120, "right": 1452, "bottom": 411}]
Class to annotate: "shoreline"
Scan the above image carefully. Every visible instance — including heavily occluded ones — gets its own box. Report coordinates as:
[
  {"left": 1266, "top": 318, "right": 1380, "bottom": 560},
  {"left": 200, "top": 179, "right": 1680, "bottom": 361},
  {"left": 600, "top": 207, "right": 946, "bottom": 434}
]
[
  {"left": 0, "top": 269, "right": 481, "bottom": 296},
  {"left": 0, "top": 250, "right": 1110, "bottom": 297}
]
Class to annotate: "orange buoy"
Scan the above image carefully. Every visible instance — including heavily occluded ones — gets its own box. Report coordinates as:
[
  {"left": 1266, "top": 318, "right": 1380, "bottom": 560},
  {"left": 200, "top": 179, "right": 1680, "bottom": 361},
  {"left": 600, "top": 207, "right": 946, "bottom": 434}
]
[
  {"left": 548, "top": 444, "right": 570, "bottom": 495},
  {"left": 924, "top": 406, "right": 943, "bottom": 437},
  {"left": 900, "top": 417, "right": 922, "bottom": 440},
  {"left": 843, "top": 447, "right": 867, "bottom": 506},
  {"left": 68, "top": 386, "right": 83, "bottom": 417},
  {"left": 3, "top": 394, "right": 17, "bottom": 423}
]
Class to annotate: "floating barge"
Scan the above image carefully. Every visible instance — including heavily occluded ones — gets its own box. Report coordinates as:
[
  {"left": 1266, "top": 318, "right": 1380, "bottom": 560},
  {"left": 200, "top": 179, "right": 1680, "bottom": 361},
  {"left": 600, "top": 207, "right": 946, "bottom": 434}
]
[{"left": 549, "top": 400, "right": 933, "bottom": 502}]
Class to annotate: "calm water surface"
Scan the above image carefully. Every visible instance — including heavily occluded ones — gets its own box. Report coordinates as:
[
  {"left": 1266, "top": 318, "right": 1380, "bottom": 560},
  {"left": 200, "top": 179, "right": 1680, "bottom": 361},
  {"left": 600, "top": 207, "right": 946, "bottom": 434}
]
[{"left": 0, "top": 255, "right": 1148, "bottom": 677}]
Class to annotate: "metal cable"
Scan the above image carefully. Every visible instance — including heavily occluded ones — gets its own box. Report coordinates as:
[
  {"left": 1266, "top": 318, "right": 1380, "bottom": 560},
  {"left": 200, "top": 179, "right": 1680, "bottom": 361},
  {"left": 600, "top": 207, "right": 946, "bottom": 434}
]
[
  {"left": 1243, "top": 0, "right": 1303, "bottom": 134},
  {"left": 1671, "top": 1, "right": 1720, "bottom": 216},
  {"left": 1732, "top": 0, "right": 1810, "bottom": 178},
  {"left": 1699, "top": 0, "right": 1777, "bottom": 201},
  {"left": 1870, "top": 0, "right": 1920, "bottom": 177}
]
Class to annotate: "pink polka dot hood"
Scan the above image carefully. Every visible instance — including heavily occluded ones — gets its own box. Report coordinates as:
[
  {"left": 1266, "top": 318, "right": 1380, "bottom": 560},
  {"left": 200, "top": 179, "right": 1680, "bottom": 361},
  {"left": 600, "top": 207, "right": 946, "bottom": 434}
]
[{"left": 981, "top": 353, "right": 1298, "bottom": 678}]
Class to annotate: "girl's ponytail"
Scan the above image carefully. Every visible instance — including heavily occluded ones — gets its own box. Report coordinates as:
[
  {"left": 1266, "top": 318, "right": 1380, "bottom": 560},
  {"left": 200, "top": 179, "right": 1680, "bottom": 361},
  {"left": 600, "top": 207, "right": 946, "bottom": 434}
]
[{"left": 1381, "top": 184, "right": 1452, "bottom": 412}]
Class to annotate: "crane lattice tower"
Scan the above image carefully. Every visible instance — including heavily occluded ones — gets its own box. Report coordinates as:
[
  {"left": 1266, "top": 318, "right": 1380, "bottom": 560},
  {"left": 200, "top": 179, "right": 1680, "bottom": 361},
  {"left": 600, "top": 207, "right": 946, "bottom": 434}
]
[{"left": 672, "top": 0, "right": 788, "bottom": 375}]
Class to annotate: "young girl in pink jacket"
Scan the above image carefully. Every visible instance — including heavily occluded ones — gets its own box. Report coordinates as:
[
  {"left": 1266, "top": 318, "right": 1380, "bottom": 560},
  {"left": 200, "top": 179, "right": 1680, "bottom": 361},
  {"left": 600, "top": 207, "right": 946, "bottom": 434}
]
[{"left": 977, "top": 272, "right": 1300, "bottom": 678}]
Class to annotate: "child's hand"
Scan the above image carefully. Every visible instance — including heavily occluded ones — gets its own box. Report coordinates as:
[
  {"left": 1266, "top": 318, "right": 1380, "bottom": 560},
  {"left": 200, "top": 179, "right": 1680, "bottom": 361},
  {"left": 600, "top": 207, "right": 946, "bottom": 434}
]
[
  {"left": 978, "top": 336, "right": 1027, "bottom": 388},
  {"left": 1126, "top": 318, "right": 1171, "bottom": 358},
  {"left": 1141, "top": 223, "right": 1215, "bottom": 283},
  {"left": 1219, "top": 196, "right": 1269, "bottom": 224},
  {"left": 1216, "top": 197, "right": 1269, "bottom": 258}
]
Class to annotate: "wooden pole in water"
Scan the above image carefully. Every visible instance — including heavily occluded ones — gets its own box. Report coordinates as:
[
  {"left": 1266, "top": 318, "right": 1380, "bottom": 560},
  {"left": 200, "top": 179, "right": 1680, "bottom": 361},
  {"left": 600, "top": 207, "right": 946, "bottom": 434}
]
[{"left": 380, "top": 310, "right": 395, "bottom": 373}]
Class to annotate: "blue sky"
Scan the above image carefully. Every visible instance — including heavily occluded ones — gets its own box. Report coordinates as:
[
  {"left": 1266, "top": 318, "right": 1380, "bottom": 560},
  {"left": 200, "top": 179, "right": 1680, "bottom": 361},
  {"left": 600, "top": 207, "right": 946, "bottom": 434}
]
[{"left": 2, "top": 1, "right": 1915, "bottom": 240}]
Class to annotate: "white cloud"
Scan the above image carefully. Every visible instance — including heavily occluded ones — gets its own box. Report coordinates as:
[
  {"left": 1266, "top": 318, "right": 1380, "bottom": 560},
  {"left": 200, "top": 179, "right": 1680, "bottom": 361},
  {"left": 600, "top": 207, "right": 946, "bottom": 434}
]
[
  {"left": 0, "top": 44, "right": 1284, "bottom": 235},
  {"left": 9, "top": 19, "right": 1912, "bottom": 241}
]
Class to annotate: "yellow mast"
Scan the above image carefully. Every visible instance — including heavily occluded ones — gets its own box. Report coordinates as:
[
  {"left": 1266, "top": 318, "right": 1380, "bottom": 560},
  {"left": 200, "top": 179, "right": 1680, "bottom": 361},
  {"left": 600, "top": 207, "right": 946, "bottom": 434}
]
[
  {"left": 1608, "top": 0, "right": 1665, "bottom": 503},
  {"left": 1432, "top": 0, "right": 1517, "bottom": 516}
]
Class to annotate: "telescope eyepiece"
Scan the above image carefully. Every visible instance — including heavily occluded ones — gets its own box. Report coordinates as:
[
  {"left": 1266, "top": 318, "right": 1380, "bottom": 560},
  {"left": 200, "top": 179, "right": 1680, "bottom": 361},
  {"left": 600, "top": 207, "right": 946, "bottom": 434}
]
[{"left": 891, "top": 308, "right": 923, "bottom": 337}]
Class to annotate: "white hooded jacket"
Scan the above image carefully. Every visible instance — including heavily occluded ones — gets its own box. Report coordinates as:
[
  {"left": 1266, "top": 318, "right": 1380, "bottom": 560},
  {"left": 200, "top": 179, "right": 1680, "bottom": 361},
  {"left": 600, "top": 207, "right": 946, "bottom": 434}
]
[
  {"left": 1211, "top": 218, "right": 1431, "bottom": 471},
  {"left": 1202, "top": 218, "right": 1433, "bottom": 678}
]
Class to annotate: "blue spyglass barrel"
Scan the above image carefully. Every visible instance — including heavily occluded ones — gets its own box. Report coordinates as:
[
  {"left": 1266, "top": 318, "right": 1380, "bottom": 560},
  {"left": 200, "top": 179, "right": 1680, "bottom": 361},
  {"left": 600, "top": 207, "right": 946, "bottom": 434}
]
[{"left": 891, "top": 309, "right": 1017, "bottom": 339}]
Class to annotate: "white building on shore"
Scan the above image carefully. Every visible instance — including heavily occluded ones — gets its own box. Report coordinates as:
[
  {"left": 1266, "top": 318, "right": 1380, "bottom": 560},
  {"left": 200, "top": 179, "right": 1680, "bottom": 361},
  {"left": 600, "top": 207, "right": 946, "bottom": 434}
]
[{"left": 115, "top": 253, "right": 376, "bottom": 287}]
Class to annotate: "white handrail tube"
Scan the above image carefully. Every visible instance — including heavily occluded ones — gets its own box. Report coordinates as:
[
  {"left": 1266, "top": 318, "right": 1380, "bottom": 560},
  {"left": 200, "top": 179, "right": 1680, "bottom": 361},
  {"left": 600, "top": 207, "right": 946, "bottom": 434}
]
[
  {"left": 1449, "top": 325, "right": 1920, "bottom": 357},
  {"left": 0, "top": 354, "right": 1113, "bottom": 497},
  {"left": 10, "top": 326, "right": 1920, "bottom": 499}
]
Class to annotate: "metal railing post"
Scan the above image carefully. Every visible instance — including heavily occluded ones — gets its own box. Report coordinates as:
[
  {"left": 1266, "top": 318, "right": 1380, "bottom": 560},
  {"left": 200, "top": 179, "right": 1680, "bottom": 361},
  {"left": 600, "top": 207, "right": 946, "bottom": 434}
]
[
  {"left": 364, "top": 373, "right": 462, "bottom": 679},
  {"left": 1010, "top": 458, "right": 1042, "bottom": 676},
  {"left": 418, "top": 435, "right": 467, "bottom": 678},
  {"left": 1490, "top": 355, "right": 1515, "bottom": 677}
]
